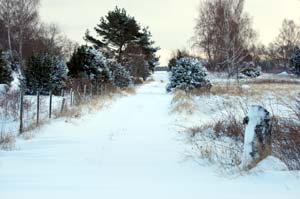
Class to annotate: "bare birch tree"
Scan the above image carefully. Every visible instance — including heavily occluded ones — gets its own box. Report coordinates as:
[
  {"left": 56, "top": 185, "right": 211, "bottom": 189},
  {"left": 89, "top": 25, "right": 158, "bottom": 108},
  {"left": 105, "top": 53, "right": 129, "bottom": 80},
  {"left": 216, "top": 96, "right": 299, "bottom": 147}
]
[
  {"left": 193, "top": 0, "right": 256, "bottom": 75},
  {"left": 0, "top": 0, "right": 17, "bottom": 57}
]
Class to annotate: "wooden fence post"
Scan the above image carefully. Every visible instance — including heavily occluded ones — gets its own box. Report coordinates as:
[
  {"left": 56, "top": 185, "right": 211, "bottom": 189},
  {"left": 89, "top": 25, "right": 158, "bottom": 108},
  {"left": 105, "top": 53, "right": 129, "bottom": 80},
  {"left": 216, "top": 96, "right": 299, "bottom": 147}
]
[
  {"left": 70, "top": 88, "right": 73, "bottom": 106},
  {"left": 90, "top": 84, "right": 93, "bottom": 98},
  {"left": 61, "top": 98, "right": 66, "bottom": 113},
  {"left": 19, "top": 90, "right": 24, "bottom": 134},
  {"left": 49, "top": 91, "right": 53, "bottom": 119},
  {"left": 84, "top": 84, "right": 87, "bottom": 101},
  {"left": 37, "top": 91, "right": 40, "bottom": 126}
]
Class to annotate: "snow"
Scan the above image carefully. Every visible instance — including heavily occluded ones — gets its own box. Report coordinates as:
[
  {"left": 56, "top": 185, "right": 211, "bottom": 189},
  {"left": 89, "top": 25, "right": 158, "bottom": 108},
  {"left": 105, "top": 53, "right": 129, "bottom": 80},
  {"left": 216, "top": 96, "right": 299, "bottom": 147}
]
[
  {"left": 0, "top": 71, "right": 300, "bottom": 199},
  {"left": 250, "top": 156, "right": 288, "bottom": 173},
  {"left": 0, "top": 84, "right": 7, "bottom": 94},
  {"left": 9, "top": 71, "right": 20, "bottom": 92},
  {"left": 278, "top": 71, "right": 290, "bottom": 76}
]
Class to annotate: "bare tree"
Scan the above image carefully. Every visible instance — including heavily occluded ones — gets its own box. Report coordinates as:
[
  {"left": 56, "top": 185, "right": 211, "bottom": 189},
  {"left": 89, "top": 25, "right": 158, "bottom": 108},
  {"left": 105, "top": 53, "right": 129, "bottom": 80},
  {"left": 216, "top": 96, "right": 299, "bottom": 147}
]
[
  {"left": 14, "top": 0, "right": 40, "bottom": 68},
  {"left": 193, "top": 0, "right": 256, "bottom": 75},
  {"left": 271, "top": 19, "right": 300, "bottom": 68},
  {"left": 0, "top": 0, "right": 16, "bottom": 57}
]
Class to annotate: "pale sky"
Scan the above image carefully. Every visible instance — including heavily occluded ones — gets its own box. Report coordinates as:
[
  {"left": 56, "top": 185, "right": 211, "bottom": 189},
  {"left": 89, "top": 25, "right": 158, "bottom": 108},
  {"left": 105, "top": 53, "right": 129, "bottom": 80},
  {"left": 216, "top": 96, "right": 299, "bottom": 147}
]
[{"left": 40, "top": 0, "right": 300, "bottom": 65}]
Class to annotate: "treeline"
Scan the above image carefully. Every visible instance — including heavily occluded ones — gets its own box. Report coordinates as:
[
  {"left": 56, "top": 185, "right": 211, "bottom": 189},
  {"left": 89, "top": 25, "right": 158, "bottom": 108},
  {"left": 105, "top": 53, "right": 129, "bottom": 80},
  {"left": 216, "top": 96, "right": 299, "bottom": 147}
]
[
  {"left": 190, "top": 0, "right": 300, "bottom": 75},
  {"left": 0, "top": 2, "right": 159, "bottom": 94}
]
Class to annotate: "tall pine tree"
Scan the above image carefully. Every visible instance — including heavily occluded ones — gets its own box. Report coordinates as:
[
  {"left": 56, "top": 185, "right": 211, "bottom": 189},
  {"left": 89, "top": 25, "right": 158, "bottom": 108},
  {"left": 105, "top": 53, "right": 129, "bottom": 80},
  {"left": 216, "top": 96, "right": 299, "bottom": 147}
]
[
  {"left": 85, "top": 7, "right": 141, "bottom": 62},
  {"left": 85, "top": 7, "right": 159, "bottom": 79}
]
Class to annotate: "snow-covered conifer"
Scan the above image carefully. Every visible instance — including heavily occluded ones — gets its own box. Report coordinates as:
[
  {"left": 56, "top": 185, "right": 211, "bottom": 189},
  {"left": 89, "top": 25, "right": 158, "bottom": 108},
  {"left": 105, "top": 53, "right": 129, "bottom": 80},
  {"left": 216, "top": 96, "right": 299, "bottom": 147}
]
[
  {"left": 290, "top": 46, "right": 300, "bottom": 75},
  {"left": 67, "top": 46, "right": 111, "bottom": 83},
  {"left": 110, "top": 62, "right": 132, "bottom": 88},
  {"left": 0, "top": 49, "right": 12, "bottom": 85},
  {"left": 167, "top": 57, "right": 211, "bottom": 92},
  {"left": 25, "top": 53, "right": 68, "bottom": 94}
]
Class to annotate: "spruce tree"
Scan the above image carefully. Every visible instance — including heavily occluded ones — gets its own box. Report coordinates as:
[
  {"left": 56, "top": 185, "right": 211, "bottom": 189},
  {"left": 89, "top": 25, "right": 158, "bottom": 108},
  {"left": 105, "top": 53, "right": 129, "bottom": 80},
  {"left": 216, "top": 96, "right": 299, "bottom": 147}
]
[
  {"left": 0, "top": 49, "right": 12, "bottom": 85},
  {"left": 290, "top": 46, "right": 300, "bottom": 75},
  {"left": 167, "top": 57, "right": 212, "bottom": 92},
  {"left": 25, "top": 53, "right": 67, "bottom": 94}
]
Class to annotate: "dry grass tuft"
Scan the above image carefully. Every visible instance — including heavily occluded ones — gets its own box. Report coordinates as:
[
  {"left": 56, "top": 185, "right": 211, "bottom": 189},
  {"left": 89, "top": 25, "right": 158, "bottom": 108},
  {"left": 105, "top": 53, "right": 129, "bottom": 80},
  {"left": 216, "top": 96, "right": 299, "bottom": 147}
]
[
  {"left": 0, "top": 132, "right": 16, "bottom": 150},
  {"left": 171, "top": 90, "right": 197, "bottom": 114}
]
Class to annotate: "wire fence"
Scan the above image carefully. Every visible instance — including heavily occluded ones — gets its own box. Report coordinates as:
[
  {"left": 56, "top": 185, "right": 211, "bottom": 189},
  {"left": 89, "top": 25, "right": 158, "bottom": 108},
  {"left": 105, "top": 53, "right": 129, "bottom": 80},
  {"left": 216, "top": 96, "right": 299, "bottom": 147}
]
[{"left": 0, "top": 83, "right": 111, "bottom": 136}]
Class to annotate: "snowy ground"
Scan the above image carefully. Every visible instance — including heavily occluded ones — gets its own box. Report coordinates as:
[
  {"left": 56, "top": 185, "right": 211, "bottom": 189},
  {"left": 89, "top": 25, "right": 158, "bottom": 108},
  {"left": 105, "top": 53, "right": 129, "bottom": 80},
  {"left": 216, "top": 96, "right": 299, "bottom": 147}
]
[{"left": 0, "top": 71, "right": 300, "bottom": 199}]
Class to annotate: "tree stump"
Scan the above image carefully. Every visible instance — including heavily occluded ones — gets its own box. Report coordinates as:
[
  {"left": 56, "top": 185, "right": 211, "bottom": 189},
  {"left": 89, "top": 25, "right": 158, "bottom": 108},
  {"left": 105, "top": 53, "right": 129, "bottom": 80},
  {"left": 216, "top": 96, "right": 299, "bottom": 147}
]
[{"left": 241, "top": 105, "right": 272, "bottom": 169}]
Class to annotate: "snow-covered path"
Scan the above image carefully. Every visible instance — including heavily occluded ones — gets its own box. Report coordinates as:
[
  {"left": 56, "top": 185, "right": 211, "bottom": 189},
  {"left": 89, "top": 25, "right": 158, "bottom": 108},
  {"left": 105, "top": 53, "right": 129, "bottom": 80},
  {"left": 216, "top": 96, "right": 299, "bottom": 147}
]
[{"left": 0, "top": 72, "right": 299, "bottom": 199}]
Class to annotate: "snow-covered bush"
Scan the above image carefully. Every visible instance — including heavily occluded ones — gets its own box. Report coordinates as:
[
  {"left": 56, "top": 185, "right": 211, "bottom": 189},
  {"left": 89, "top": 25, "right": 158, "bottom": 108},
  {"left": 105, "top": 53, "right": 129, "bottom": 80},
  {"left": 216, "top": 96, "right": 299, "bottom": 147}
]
[
  {"left": 240, "top": 62, "right": 261, "bottom": 78},
  {"left": 167, "top": 57, "right": 211, "bottom": 92},
  {"left": 110, "top": 62, "right": 133, "bottom": 88},
  {"left": 67, "top": 46, "right": 111, "bottom": 83}
]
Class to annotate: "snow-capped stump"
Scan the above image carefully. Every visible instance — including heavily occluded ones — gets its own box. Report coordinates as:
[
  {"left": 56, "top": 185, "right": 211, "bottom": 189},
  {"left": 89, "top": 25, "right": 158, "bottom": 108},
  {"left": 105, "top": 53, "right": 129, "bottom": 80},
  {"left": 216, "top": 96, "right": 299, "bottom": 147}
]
[
  {"left": 241, "top": 105, "right": 272, "bottom": 169},
  {"left": 167, "top": 57, "right": 211, "bottom": 92}
]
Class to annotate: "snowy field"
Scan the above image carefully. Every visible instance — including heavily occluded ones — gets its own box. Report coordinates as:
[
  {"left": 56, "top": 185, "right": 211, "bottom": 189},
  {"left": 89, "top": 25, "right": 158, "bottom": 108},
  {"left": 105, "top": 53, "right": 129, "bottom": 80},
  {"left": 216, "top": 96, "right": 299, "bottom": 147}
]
[{"left": 0, "top": 71, "right": 300, "bottom": 199}]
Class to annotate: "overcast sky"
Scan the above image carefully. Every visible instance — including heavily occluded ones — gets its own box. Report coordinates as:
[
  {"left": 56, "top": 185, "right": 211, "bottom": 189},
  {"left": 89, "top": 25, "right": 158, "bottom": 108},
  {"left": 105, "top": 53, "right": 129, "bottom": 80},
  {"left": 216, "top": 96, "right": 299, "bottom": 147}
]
[{"left": 40, "top": 0, "right": 300, "bottom": 65}]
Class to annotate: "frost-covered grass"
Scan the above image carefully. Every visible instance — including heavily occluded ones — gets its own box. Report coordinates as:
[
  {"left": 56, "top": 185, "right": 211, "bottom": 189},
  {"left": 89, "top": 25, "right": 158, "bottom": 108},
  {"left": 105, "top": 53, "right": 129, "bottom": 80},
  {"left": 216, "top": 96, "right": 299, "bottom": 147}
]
[{"left": 173, "top": 72, "right": 300, "bottom": 171}]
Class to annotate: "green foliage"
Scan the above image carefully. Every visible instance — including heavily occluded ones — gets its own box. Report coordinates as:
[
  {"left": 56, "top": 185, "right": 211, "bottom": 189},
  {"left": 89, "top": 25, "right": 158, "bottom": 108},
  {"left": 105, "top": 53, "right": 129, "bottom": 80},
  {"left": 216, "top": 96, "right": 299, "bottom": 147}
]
[{"left": 0, "top": 49, "right": 12, "bottom": 85}]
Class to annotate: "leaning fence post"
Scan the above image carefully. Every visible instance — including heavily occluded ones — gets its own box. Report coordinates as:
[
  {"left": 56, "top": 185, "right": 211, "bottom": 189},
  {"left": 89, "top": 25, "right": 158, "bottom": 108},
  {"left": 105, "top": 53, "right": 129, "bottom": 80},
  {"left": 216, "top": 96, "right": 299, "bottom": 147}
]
[
  {"left": 19, "top": 90, "right": 24, "bottom": 134},
  {"left": 49, "top": 91, "right": 53, "bottom": 119},
  {"left": 37, "top": 91, "right": 40, "bottom": 126}
]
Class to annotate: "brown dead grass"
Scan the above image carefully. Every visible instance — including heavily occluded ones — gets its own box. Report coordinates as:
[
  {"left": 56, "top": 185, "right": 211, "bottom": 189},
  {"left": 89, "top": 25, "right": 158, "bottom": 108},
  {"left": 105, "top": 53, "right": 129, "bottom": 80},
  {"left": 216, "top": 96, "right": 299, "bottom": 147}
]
[
  {"left": 171, "top": 90, "right": 197, "bottom": 114},
  {"left": 208, "top": 81, "right": 300, "bottom": 99},
  {"left": 0, "top": 132, "right": 16, "bottom": 150}
]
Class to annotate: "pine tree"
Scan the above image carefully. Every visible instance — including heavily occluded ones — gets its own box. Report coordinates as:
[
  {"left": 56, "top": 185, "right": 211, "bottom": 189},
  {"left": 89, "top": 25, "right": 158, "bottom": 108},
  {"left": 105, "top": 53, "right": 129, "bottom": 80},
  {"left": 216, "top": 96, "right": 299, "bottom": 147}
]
[
  {"left": 167, "top": 57, "right": 212, "bottom": 92},
  {"left": 25, "top": 53, "right": 67, "bottom": 94},
  {"left": 137, "top": 28, "right": 160, "bottom": 72},
  {"left": 85, "top": 7, "right": 141, "bottom": 61},
  {"left": 290, "top": 46, "right": 300, "bottom": 75},
  {"left": 0, "top": 49, "right": 12, "bottom": 85},
  {"left": 85, "top": 7, "right": 159, "bottom": 78}
]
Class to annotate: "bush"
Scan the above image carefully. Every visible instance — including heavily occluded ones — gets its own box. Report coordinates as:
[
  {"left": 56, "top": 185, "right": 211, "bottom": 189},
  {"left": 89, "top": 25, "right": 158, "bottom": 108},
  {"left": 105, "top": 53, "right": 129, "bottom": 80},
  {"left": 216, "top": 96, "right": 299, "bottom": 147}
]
[
  {"left": 67, "top": 46, "right": 111, "bottom": 83},
  {"left": 167, "top": 57, "right": 211, "bottom": 92},
  {"left": 240, "top": 62, "right": 261, "bottom": 78},
  {"left": 110, "top": 62, "right": 133, "bottom": 89}
]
